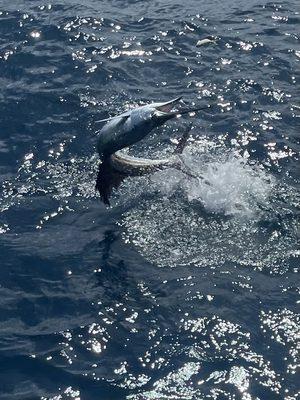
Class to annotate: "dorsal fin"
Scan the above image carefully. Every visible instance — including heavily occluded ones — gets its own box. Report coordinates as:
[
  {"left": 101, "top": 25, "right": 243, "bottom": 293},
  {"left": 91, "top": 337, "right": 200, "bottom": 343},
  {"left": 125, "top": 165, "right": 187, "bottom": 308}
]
[{"left": 95, "top": 113, "right": 130, "bottom": 124}]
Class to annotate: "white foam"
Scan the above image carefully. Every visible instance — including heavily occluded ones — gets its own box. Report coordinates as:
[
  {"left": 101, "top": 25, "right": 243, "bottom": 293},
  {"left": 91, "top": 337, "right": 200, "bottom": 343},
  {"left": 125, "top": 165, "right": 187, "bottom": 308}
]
[
  {"left": 183, "top": 152, "right": 273, "bottom": 216},
  {"left": 149, "top": 148, "right": 274, "bottom": 217}
]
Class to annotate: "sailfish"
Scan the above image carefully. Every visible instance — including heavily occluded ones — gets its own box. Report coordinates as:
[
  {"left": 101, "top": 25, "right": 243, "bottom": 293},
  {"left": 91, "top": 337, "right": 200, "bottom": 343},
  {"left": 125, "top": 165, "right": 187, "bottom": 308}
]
[{"left": 95, "top": 97, "right": 210, "bottom": 205}]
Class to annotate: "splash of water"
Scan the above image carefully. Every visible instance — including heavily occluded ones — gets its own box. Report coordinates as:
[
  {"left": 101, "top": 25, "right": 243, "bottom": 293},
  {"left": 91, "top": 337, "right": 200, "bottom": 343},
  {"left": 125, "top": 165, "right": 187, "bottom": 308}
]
[
  {"left": 119, "top": 138, "right": 298, "bottom": 271},
  {"left": 151, "top": 149, "right": 273, "bottom": 217}
]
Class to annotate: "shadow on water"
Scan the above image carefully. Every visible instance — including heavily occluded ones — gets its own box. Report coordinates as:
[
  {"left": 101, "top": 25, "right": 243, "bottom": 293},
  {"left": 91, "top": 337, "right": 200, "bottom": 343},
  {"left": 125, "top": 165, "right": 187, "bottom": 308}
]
[{"left": 95, "top": 230, "right": 130, "bottom": 300}]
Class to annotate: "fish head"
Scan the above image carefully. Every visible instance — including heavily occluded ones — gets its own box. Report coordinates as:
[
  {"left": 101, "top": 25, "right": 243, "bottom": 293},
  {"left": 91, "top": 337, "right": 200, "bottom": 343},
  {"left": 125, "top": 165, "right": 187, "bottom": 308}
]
[
  {"left": 150, "top": 96, "right": 183, "bottom": 126},
  {"left": 127, "top": 96, "right": 182, "bottom": 132}
]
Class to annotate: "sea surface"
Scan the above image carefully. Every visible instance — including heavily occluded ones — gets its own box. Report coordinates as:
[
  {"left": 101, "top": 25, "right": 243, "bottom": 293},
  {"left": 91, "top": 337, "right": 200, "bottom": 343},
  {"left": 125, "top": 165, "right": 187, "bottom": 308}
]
[{"left": 0, "top": 0, "right": 299, "bottom": 399}]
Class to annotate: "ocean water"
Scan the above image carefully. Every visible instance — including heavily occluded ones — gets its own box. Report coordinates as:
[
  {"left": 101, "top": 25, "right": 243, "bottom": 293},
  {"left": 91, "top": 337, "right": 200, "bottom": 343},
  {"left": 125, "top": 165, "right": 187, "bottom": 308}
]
[{"left": 0, "top": 0, "right": 299, "bottom": 399}]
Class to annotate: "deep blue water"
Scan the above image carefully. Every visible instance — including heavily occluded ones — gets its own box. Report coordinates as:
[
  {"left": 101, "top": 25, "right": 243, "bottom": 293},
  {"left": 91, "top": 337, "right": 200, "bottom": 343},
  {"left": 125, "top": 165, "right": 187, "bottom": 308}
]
[{"left": 0, "top": 0, "right": 299, "bottom": 399}]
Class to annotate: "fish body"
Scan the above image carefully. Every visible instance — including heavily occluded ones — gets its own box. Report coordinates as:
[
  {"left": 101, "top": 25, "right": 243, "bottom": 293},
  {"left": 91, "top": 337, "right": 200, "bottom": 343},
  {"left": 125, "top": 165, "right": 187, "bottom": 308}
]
[
  {"left": 95, "top": 97, "right": 209, "bottom": 205},
  {"left": 95, "top": 123, "right": 191, "bottom": 205}
]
